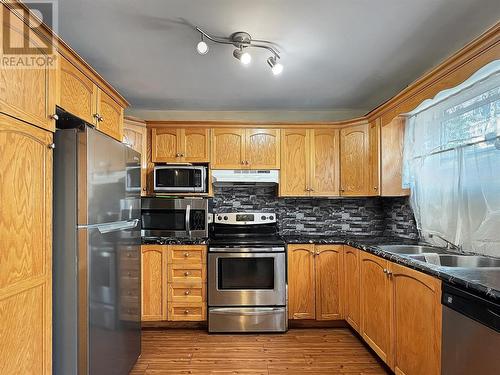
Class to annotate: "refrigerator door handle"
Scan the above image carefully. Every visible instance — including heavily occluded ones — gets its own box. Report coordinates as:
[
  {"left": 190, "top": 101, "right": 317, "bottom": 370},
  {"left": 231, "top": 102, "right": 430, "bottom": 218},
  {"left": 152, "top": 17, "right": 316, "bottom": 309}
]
[
  {"left": 186, "top": 204, "right": 191, "bottom": 238},
  {"left": 79, "top": 219, "right": 139, "bottom": 234}
]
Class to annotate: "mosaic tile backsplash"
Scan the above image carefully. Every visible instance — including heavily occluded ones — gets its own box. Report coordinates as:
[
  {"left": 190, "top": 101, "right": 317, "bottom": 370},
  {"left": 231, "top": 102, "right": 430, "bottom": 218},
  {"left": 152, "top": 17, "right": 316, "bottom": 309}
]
[{"left": 212, "top": 184, "right": 419, "bottom": 239}]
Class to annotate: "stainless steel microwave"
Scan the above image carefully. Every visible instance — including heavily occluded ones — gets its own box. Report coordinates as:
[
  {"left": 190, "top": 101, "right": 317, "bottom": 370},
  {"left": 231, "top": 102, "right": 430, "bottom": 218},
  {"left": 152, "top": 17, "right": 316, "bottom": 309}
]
[
  {"left": 153, "top": 165, "right": 207, "bottom": 193},
  {"left": 141, "top": 197, "right": 209, "bottom": 239}
]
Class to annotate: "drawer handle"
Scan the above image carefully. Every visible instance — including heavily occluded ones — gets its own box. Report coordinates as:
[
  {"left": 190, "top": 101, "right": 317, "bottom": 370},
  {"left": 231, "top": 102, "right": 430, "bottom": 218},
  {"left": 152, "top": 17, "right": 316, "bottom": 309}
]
[
  {"left": 184, "top": 310, "right": 189, "bottom": 314},
  {"left": 184, "top": 252, "right": 190, "bottom": 257},
  {"left": 184, "top": 271, "right": 190, "bottom": 277},
  {"left": 184, "top": 290, "right": 191, "bottom": 295}
]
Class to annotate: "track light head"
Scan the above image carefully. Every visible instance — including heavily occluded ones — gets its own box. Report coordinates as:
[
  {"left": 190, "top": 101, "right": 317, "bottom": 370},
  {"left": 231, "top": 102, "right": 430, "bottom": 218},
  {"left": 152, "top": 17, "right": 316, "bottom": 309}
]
[
  {"left": 233, "top": 48, "right": 252, "bottom": 65},
  {"left": 267, "top": 56, "right": 283, "bottom": 75},
  {"left": 196, "top": 34, "right": 209, "bottom": 55}
]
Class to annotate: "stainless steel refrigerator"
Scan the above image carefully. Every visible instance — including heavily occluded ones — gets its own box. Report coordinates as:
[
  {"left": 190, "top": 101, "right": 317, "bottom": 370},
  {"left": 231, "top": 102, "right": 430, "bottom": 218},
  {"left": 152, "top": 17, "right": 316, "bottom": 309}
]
[{"left": 53, "top": 125, "right": 141, "bottom": 375}]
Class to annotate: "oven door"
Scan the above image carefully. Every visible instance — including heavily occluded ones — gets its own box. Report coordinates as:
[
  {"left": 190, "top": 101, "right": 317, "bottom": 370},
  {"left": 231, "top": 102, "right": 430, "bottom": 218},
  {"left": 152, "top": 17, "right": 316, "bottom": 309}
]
[
  {"left": 208, "top": 251, "right": 286, "bottom": 306},
  {"left": 154, "top": 166, "right": 206, "bottom": 193}
]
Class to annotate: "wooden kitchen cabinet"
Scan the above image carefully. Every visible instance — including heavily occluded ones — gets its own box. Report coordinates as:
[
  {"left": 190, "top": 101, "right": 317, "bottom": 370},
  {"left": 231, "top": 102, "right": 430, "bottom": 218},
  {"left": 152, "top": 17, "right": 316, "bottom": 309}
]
[
  {"left": 360, "top": 252, "right": 393, "bottom": 367},
  {"left": 280, "top": 129, "right": 340, "bottom": 197},
  {"left": 211, "top": 128, "right": 279, "bottom": 169},
  {"left": 96, "top": 88, "right": 124, "bottom": 141},
  {"left": 152, "top": 128, "right": 210, "bottom": 163},
  {"left": 390, "top": 263, "right": 441, "bottom": 375},
  {"left": 381, "top": 116, "right": 410, "bottom": 196},
  {"left": 288, "top": 244, "right": 316, "bottom": 319},
  {"left": 0, "top": 114, "right": 53, "bottom": 375},
  {"left": 315, "top": 245, "right": 344, "bottom": 320},
  {"left": 288, "top": 244, "right": 343, "bottom": 321},
  {"left": 0, "top": 4, "right": 56, "bottom": 131},
  {"left": 343, "top": 246, "right": 361, "bottom": 332},
  {"left": 123, "top": 117, "right": 147, "bottom": 195},
  {"left": 340, "top": 123, "right": 371, "bottom": 196},
  {"left": 141, "top": 245, "right": 167, "bottom": 321}
]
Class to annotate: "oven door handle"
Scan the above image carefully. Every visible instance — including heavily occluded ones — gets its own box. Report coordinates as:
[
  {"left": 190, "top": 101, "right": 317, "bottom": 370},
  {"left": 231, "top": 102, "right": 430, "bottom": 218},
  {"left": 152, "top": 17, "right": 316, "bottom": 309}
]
[
  {"left": 185, "top": 204, "right": 191, "bottom": 238},
  {"left": 209, "top": 308, "right": 283, "bottom": 316}
]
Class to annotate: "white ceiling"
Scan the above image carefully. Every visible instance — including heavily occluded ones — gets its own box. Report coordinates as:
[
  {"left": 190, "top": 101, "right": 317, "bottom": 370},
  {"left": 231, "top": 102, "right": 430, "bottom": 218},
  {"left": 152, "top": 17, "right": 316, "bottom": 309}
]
[{"left": 56, "top": 0, "right": 500, "bottom": 117}]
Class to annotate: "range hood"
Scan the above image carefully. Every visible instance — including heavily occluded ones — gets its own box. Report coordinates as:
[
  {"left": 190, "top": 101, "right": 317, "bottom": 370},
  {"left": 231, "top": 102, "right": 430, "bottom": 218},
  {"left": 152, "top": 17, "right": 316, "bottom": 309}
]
[{"left": 212, "top": 170, "right": 279, "bottom": 185}]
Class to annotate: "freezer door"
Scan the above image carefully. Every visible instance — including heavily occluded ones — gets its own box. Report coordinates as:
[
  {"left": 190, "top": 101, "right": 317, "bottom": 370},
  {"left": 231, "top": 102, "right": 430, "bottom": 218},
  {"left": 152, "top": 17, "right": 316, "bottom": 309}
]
[
  {"left": 83, "top": 127, "right": 127, "bottom": 225},
  {"left": 87, "top": 219, "right": 141, "bottom": 375}
]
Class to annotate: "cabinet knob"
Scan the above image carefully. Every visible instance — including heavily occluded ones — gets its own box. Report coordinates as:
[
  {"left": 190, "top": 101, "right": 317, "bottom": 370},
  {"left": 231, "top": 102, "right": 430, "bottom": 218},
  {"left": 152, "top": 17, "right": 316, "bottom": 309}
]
[
  {"left": 374, "top": 186, "right": 378, "bottom": 190},
  {"left": 245, "top": 160, "right": 249, "bottom": 165},
  {"left": 180, "top": 153, "right": 185, "bottom": 157},
  {"left": 184, "top": 271, "right": 190, "bottom": 277},
  {"left": 340, "top": 188, "right": 345, "bottom": 192},
  {"left": 49, "top": 113, "right": 59, "bottom": 121},
  {"left": 241, "top": 161, "right": 245, "bottom": 165},
  {"left": 184, "top": 310, "right": 190, "bottom": 314},
  {"left": 47, "top": 143, "right": 55, "bottom": 149},
  {"left": 315, "top": 251, "right": 320, "bottom": 256},
  {"left": 176, "top": 153, "right": 181, "bottom": 157},
  {"left": 184, "top": 290, "right": 191, "bottom": 295},
  {"left": 184, "top": 252, "right": 190, "bottom": 258}
]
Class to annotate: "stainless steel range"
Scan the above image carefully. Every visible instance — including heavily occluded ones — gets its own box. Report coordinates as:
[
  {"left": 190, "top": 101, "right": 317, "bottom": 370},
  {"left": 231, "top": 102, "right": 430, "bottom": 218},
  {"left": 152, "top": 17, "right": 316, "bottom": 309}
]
[{"left": 208, "top": 212, "right": 287, "bottom": 333}]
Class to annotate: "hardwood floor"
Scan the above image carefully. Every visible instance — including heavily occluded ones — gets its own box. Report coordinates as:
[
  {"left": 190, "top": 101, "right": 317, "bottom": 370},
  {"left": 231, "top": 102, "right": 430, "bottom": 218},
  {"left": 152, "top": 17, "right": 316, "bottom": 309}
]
[{"left": 130, "top": 328, "right": 390, "bottom": 374}]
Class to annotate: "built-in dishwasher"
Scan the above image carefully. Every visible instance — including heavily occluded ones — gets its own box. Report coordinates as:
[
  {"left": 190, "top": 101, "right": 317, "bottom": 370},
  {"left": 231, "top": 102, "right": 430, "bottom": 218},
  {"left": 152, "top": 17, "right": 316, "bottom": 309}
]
[{"left": 442, "top": 283, "right": 500, "bottom": 375}]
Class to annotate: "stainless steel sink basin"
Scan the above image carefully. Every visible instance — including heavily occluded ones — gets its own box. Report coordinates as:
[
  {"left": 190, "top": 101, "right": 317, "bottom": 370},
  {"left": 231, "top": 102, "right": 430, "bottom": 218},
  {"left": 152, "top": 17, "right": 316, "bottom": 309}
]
[
  {"left": 409, "top": 254, "right": 500, "bottom": 268},
  {"left": 378, "top": 244, "right": 448, "bottom": 255}
]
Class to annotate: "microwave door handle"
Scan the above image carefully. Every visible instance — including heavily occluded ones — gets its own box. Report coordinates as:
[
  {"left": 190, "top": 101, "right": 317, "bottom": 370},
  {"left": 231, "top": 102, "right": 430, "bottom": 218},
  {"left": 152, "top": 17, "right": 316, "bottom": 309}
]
[{"left": 186, "top": 204, "right": 191, "bottom": 238}]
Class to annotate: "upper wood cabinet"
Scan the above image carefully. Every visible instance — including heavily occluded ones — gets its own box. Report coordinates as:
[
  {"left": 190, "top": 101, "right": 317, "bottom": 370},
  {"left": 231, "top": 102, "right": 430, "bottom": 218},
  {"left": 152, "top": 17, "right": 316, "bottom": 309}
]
[
  {"left": 288, "top": 244, "right": 344, "bottom": 321},
  {"left": 315, "top": 245, "right": 343, "bottom": 320},
  {"left": 360, "top": 252, "right": 393, "bottom": 367},
  {"left": 211, "top": 128, "right": 280, "bottom": 169},
  {"left": 123, "top": 118, "right": 147, "bottom": 195},
  {"left": 381, "top": 116, "right": 410, "bottom": 196},
  {"left": 141, "top": 245, "right": 167, "bottom": 321},
  {"left": 340, "top": 123, "right": 371, "bottom": 196},
  {"left": 152, "top": 128, "right": 210, "bottom": 163},
  {"left": 0, "top": 114, "right": 53, "bottom": 375},
  {"left": 96, "top": 88, "right": 123, "bottom": 141},
  {"left": 288, "top": 244, "right": 316, "bottom": 320},
  {"left": 343, "top": 246, "right": 361, "bottom": 332},
  {"left": 0, "top": 5, "right": 56, "bottom": 131},
  {"left": 280, "top": 129, "right": 339, "bottom": 197},
  {"left": 59, "top": 55, "right": 97, "bottom": 125},
  {"left": 390, "top": 263, "right": 441, "bottom": 375}
]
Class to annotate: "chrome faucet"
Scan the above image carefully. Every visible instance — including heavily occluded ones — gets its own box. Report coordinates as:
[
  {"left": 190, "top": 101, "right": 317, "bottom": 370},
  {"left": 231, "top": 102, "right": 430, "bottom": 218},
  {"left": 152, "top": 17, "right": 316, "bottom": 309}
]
[{"left": 428, "top": 233, "right": 462, "bottom": 252}]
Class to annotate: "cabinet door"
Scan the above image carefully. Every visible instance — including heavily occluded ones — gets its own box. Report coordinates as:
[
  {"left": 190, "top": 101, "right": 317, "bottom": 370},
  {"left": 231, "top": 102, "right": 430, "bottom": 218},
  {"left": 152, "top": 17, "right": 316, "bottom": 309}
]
[
  {"left": 343, "top": 246, "right": 361, "bottom": 332},
  {"left": 151, "top": 128, "right": 181, "bottom": 163},
  {"left": 368, "top": 120, "right": 380, "bottom": 196},
  {"left": 141, "top": 245, "right": 167, "bottom": 321},
  {"left": 0, "top": 6, "right": 56, "bottom": 130},
  {"left": 310, "top": 129, "right": 340, "bottom": 196},
  {"left": 287, "top": 244, "right": 315, "bottom": 319},
  {"left": 0, "top": 114, "right": 52, "bottom": 375},
  {"left": 211, "top": 128, "right": 245, "bottom": 169},
  {"left": 315, "top": 245, "right": 343, "bottom": 320},
  {"left": 181, "top": 128, "right": 210, "bottom": 162},
  {"left": 280, "top": 129, "right": 310, "bottom": 196},
  {"left": 390, "top": 263, "right": 441, "bottom": 375},
  {"left": 381, "top": 116, "right": 410, "bottom": 196},
  {"left": 96, "top": 89, "right": 124, "bottom": 141},
  {"left": 123, "top": 118, "right": 147, "bottom": 195},
  {"left": 245, "top": 129, "right": 280, "bottom": 169},
  {"left": 59, "top": 55, "right": 97, "bottom": 125},
  {"left": 340, "top": 123, "right": 370, "bottom": 196},
  {"left": 360, "top": 252, "right": 393, "bottom": 367}
]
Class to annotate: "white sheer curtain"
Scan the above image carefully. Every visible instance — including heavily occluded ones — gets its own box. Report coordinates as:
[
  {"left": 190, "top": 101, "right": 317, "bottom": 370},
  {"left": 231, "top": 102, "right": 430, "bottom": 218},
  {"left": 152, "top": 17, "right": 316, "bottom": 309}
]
[{"left": 403, "top": 60, "right": 500, "bottom": 257}]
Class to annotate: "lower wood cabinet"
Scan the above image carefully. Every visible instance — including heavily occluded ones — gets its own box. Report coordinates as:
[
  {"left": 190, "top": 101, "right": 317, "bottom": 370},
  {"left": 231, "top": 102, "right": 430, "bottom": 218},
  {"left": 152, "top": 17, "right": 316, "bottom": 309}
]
[
  {"left": 141, "top": 244, "right": 207, "bottom": 322},
  {"left": 343, "top": 246, "right": 361, "bottom": 332},
  {"left": 0, "top": 115, "right": 53, "bottom": 375},
  {"left": 288, "top": 244, "right": 343, "bottom": 320}
]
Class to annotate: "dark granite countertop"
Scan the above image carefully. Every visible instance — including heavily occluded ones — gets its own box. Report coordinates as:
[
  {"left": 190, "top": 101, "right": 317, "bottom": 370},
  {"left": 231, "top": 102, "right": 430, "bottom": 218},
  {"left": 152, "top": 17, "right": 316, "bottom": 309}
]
[
  {"left": 282, "top": 235, "right": 500, "bottom": 302},
  {"left": 142, "top": 237, "right": 208, "bottom": 245}
]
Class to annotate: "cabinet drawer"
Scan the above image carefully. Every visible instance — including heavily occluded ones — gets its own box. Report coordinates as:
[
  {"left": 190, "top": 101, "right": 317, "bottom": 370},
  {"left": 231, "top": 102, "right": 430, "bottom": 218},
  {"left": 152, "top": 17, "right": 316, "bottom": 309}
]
[
  {"left": 168, "top": 302, "right": 206, "bottom": 321},
  {"left": 167, "top": 264, "right": 206, "bottom": 283},
  {"left": 168, "top": 245, "right": 206, "bottom": 264},
  {"left": 168, "top": 283, "right": 206, "bottom": 302}
]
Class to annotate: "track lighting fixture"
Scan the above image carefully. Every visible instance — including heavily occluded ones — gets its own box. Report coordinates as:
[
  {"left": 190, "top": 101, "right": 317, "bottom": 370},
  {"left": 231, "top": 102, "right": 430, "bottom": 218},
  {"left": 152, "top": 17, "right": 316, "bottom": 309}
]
[
  {"left": 194, "top": 27, "right": 283, "bottom": 75},
  {"left": 233, "top": 48, "right": 252, "bottom": 65}
]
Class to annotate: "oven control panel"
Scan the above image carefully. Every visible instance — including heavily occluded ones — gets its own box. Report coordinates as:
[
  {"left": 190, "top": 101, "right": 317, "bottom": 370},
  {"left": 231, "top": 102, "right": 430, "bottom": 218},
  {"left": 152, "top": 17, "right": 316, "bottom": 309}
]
[{"left": 215, "top": 212, "right": 276, "bottom": 224}]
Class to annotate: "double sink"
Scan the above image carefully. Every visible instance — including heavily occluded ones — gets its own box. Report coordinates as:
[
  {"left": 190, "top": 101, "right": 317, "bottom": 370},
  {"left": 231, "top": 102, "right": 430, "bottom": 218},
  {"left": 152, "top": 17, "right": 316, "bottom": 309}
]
[{"left": 378, "top": 245, "right": 500, "bottom": 269}]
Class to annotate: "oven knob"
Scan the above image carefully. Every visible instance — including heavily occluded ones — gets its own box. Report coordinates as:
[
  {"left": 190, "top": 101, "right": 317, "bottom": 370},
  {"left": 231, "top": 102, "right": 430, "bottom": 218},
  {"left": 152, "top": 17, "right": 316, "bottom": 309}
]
[
  {"left": 217, "top": 216, "right": 222, "bottom": 221},
  {"left": 223, "top": 216, "right": 228, "bottom": 221},
  {"left": 269, "top": 216, "right": 274, "bottom": 220}
]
